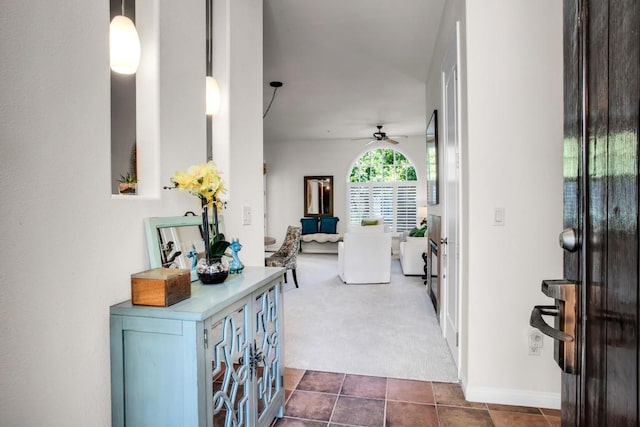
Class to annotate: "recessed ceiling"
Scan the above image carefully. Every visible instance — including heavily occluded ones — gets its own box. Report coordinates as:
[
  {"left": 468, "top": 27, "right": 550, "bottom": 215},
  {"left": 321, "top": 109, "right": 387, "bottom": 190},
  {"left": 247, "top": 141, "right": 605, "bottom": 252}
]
[{"left": 263, "top": 0, "right": 445, "bottom": 142}]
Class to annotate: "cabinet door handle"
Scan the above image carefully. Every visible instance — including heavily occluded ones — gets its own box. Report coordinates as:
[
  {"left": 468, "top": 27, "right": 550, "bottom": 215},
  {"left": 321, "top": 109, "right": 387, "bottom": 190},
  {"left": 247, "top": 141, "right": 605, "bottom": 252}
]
[{"left": 529, "top": 305, "right": 574, "bottom": 342}]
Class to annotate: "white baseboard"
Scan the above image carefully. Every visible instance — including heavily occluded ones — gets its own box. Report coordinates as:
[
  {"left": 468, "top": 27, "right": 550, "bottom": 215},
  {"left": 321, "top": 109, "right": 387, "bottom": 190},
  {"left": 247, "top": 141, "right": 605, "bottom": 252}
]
[{"left": 462, "top": 381, "right": 561, "bottom": 410}]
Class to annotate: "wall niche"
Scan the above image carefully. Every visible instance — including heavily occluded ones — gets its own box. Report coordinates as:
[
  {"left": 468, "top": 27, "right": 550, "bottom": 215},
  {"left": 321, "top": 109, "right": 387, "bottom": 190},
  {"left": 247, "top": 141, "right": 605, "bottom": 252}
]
[
  {"left": 110, "top": 0, "right": 160, "bottom": 197},
  {"left": 110, "top": 0, "right": 137, "bottom": 195}
]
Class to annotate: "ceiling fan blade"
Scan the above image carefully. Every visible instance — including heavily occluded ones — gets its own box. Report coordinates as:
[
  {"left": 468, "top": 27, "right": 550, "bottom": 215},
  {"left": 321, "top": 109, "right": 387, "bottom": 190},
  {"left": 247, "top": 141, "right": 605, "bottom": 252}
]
[
  {"left": 387, "top": 135, "right": 408, "bottom": 139},
  {"left": 365, "top": 140, "right": 376, "bottom": 146},
  {"left": 385, "top": 138, "right": 400, "bottom": 145}
]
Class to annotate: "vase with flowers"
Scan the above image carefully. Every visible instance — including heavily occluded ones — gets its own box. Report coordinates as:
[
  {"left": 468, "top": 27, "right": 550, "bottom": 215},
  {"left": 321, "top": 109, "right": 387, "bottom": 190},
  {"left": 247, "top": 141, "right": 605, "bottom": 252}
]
[{"left": 170, "top": 161, "right": 230, "bottom": 284}]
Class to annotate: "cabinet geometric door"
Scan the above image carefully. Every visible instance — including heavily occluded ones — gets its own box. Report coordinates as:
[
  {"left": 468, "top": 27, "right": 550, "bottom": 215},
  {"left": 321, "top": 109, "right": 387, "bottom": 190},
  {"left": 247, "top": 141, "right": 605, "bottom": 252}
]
[{"left": 206, "top": 283, "right": 283, "bottom": 426}]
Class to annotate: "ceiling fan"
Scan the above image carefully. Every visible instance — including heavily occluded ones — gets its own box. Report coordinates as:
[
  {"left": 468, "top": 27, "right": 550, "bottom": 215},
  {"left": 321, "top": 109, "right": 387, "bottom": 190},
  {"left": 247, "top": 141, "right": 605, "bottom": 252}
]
[{"left": 353, "top": 125, "right": 407, "bottom": 145}]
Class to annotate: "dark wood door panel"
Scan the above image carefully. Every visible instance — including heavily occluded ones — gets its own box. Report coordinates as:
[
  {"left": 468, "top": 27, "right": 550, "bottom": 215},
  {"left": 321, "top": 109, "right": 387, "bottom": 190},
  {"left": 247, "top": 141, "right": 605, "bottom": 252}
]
[
  {"left": 585, "top": 0, "right": 610, "bottom": 423},
  {"left": 603, "top": 0, "right": 639, "bottom": 424},
  {"left": 563, "top": 0, "right": 582, "bottom": 284},
  {"left": 562, "top": 0, "right": 583, "bottom": 424},
  {"left": 563, "top": 0, "right": 639, "bottom": 425}
]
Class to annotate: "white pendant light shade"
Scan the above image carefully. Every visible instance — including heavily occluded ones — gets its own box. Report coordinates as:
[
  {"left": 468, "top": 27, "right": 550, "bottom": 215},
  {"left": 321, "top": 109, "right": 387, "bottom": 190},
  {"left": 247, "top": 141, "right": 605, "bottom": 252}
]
[
  {"left": 206, "top": 76, "right": 221, "bottom": 117},
  {"left": 110, "top": 15, "right": 140, "bottom": 75}
]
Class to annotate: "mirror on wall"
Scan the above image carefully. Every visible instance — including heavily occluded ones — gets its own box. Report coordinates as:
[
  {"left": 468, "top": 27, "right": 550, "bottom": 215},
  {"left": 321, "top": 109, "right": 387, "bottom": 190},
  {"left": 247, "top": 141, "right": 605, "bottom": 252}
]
[
  {"left": 145, "top": 215, "right": 225, "bottom": 281},
  {"left": 304, "top": 176, "right": 333, "bottom": 217}
]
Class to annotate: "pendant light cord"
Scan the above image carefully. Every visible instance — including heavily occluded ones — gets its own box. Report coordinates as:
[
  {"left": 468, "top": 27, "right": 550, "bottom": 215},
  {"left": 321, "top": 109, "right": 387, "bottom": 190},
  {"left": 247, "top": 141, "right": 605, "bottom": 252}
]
[
  {"left": 263, "top": 85, "right": 280, "bottom": 119},
  {"left": 206, "top": 0, "right": 213, "bottom": 75},
  {"left": 121, "top": 0, "right": 125, "bottom": 16}
]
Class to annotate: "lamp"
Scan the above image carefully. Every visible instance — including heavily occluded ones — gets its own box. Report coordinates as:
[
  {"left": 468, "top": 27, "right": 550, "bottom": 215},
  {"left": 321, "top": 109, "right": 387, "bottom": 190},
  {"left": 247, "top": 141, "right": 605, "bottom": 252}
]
[
  {"left": 206, "top": 76, "right": 220, "bottom": 116},
  {"left": 417, "top": 206, "right": 428, "bottom": 226},
  {"left": 109, "top": 0, "right": 140, "bottom": 74}
]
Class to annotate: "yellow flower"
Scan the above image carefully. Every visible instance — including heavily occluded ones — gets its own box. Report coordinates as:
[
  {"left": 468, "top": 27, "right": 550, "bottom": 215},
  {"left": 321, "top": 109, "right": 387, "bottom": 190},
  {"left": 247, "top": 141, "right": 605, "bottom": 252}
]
[
  {"left": 171, "top": 160, "right": 226, "bottom": 207},
  {"left": 171, "top": 172, "right": 193, "bottom": 189}
]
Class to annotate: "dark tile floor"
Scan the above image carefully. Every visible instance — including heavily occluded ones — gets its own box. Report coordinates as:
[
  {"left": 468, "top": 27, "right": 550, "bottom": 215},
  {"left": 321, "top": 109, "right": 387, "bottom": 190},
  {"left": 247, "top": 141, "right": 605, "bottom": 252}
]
[{"left": 274, "top": 368, "right": 561, "bottom": 427}]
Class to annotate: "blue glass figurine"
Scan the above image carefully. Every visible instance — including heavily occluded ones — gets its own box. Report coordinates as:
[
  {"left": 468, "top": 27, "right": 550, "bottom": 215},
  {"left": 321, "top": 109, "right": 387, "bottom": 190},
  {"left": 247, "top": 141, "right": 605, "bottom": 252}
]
[
  {"left": 186, "top": 244, "right": 198, "bottom": 269},
  {"left": 229, "top": 238, "right": 244, "bottom": 274}
]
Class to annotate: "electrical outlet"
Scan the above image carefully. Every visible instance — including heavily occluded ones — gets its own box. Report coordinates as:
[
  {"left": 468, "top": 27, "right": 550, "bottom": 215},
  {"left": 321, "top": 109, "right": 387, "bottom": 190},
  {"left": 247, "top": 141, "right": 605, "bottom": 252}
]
[
  {"left": 529, "top": 328, "right": 543, "bottom": 356},
  {"left": 529, "top": 345, "right": 542, "bottom": 356}
]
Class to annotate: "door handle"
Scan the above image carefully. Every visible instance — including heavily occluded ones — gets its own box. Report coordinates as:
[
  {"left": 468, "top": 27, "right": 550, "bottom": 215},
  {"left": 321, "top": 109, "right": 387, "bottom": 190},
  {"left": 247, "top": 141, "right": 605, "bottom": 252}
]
[
  {"left": 559, "top": 227, "right": 581, "bottom": 252},
  {"left": 530, "top": 305, "right": 574, "bottom": 342}
]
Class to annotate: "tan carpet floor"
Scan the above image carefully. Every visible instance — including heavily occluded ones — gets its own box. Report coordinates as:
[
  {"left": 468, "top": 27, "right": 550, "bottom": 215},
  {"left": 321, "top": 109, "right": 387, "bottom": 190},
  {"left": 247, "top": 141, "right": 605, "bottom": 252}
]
[{"left": 282, "top": 253, "right": 458, "bottom": 382}]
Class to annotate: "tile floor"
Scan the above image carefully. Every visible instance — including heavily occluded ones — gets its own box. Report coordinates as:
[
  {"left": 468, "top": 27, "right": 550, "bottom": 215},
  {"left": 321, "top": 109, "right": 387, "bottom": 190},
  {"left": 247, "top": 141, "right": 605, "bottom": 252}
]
[{"left": 274, "top": 368, "right": 561, "bottom": 427}]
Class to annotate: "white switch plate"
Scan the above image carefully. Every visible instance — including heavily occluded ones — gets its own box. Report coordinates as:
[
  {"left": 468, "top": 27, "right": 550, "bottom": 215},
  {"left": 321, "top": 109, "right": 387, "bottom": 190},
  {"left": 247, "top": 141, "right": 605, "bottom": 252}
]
[
  {"left": 242, "top": 206, "right": 251, "bottom": 225},
  {"left": 494, "top": 208, "right": 505, "bottom": 226}
]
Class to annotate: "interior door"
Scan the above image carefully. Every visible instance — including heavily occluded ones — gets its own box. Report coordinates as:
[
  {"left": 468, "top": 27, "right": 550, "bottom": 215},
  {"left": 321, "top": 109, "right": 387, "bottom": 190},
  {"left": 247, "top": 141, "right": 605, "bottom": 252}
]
[
  {"left": 561, "top": 0, "right": 639, "bottom": 424},
  {"left": 441, "top": 25, "right": 461, "bottom": 367}
]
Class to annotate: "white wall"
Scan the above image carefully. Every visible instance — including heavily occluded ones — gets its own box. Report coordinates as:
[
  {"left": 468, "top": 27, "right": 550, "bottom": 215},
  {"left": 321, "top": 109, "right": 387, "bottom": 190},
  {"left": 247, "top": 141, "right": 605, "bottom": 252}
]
[
  {"left": 0, "top": 0, "right": 262, "bottom": 425},
  {"left": 264, "top": 136, "right": 427, "bottom": 242},
  {"left": 426, "top": 0, "right": 564, "bottom": 408},
  {"left": 212, "top": 0, "right": 265, "bottom": 265}
]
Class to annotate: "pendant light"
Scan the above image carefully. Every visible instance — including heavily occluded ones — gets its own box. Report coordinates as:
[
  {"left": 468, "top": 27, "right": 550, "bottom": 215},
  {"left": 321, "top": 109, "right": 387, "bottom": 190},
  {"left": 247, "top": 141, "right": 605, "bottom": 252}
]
[
  {"left": 110, "top": 0, "right": 140, "bottom": 75},
  {"left": 206, "top": 76, "right": 220, "bottom": 116}
]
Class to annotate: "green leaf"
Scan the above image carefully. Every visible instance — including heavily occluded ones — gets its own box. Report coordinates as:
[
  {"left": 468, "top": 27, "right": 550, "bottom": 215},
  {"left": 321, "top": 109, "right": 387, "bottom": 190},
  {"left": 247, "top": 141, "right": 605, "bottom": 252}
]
[
  {"left": 210, "top": 240, "right": 230, "bottom": 256},
  {"left": 408, "top": 224, "right": 428, "bottom": 237}
]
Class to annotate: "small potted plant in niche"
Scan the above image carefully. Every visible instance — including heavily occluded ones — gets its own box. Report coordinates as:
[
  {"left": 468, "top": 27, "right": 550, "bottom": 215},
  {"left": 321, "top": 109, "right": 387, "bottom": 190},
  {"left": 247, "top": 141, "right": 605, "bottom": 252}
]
[{"left": 118, "top": 173, "right": 137, "bottom": 195}]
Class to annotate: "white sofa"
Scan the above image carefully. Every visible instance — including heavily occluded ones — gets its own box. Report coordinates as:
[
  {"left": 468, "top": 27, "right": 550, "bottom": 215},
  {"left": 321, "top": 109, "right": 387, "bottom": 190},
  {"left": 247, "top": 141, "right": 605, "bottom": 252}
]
[
  {"left": 338, "top": 227, "right": 392, "bottom": 284},
  {"left": 399, "top": 236, "right": 427, "bottom": 275}
]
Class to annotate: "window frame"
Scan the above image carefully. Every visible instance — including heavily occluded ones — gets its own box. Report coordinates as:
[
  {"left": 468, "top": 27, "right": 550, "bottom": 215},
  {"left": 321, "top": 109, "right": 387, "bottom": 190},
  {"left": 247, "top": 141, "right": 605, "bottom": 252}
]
[{"left": 347, "top": 148, "right": 418, "bottom": 233}]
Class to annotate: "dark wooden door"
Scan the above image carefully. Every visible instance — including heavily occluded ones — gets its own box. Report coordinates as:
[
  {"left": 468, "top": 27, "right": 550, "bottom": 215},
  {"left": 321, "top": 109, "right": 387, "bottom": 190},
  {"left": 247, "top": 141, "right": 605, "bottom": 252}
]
[{"left": 562, "top": 0, "right": 639, "bottom": 425}]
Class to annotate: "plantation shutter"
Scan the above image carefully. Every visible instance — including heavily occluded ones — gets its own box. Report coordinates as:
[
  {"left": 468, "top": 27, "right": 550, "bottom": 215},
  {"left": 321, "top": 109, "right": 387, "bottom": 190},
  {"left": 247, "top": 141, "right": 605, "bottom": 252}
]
[
  {"left": 349, "top": 185, "right": 370, "bottom": 225},
  {"left": 371, "top": 185, "right": 394, "bottom": 229},
  {"left": 348, "top": 182, "right": 417, "bottom": 232},
  {"left": 396, "top": 184, "right": 418, "bottom": 232}
]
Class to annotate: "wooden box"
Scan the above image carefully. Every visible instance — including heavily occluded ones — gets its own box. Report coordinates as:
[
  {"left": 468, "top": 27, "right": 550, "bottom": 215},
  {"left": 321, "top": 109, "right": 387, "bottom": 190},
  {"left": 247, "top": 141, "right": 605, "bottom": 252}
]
[{"left": 131, "top": 268, "right": 191, "bottom": 307}]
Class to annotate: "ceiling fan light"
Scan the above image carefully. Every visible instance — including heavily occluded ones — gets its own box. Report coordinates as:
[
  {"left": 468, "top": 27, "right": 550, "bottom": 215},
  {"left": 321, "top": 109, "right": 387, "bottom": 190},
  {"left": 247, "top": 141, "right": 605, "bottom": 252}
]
[
  {"left": 206, "top": 76, "right": 221, "bottom": 116},
  {"left": 110, "top": 15, "right": 140, "bottom": 75}
]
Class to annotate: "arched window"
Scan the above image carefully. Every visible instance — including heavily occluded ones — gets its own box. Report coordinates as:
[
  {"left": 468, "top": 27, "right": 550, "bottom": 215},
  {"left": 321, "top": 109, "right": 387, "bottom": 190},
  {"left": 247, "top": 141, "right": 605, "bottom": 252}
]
[{"left": 348, "top": 148, "right": 418, "bottom": 232}]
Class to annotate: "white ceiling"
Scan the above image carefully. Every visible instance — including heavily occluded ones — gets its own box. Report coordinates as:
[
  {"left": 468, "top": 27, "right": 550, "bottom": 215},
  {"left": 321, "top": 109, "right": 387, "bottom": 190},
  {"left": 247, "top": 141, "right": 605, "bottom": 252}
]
[{"left": 263, "top": 0, "right": 445, "bottom": 142}]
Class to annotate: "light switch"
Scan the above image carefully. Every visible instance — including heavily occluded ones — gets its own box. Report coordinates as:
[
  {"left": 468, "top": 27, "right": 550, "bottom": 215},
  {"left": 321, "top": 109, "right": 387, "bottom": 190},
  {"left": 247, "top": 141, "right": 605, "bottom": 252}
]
[
  {"left": 242, "top": 206, "right": 251, "bottom": 225},
  {"left": 494, "top": 208, "right": 505, "bottom": 226}
]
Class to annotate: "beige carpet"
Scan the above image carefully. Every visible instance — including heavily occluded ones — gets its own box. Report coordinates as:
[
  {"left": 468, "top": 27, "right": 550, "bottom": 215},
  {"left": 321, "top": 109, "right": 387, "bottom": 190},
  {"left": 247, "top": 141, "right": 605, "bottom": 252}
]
[{"left": 282, "top": 253, "right": 458, "bottom": 382}]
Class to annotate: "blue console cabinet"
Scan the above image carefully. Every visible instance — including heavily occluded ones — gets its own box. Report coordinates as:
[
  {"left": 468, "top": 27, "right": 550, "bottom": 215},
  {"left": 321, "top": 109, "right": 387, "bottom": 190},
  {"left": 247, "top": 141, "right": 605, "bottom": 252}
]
[{"left": 110, "top": 267, "right": 285, "bottom": 427}]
